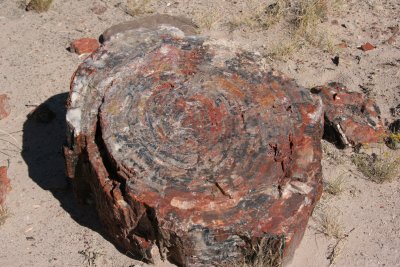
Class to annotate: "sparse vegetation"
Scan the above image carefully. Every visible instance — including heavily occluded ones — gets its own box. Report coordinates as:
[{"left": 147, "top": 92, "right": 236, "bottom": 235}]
[
  {"left": 198, "top": 0, "right": 344, "bottom": 58},
  {"left": 386, "top": 133, "right": 400, "bottom": 150},
  {"left": 325, "top": 173, "right": 346, "bottom": 195},
  {"left": 228, "top": 0, "right": 288, "bottom": 31},
  {"left": 294, "top": 0, "right": 328, "bottom": 35},
  {"left": 267, "top": 39, "right": 300, "bottom": 60},
  {"left": 236, "top": 236, "right": 284, "bottom": 267},
  {"left": 196, "top": 9, "right": 221, "bottom": 31},
  {"left": 316, "top": 209, "right": 343, "bottom": 239},
  {"left": 26, "top": 0, "right": 53, "bottom": 12},
  {"left": 0, "top": 206, "right": 9, "bottom": 226},
  {"left": 126, "top": 0, "right": 151, "bottom": 16},
  {"left": 352, "top": 152, "right": 400, "bottom": 183},
  {"left": 326, "top": 228, "right": 355, "bottom": 266},
  {"left": 264, "top": 0, "right": 289, "bottom": 28}
]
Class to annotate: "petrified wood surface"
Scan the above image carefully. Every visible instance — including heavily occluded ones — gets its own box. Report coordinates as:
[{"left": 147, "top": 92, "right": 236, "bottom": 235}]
[
  {"left": 65, "top": 18, "right": 334, "bottom": 266},
  {"left": 312, "top": 83, "right": 386, "bottom": 147}
]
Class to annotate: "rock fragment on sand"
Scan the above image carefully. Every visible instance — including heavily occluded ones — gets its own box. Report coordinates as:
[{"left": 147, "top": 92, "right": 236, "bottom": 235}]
[
  {"left": 70, "top": 38, "right": 99, "bottom": 55},
  {"left": 0, "top": 94, "right": 10, "bottom": 120},
  {"left": 0, "top": 166, "right": 10, "bottom": 208},
  {"left": 360, "top": 42, "right": 375, "bottom": 51},
  {"left": 311, "top": 83, "right": 386, "bottom": 147},
  {"left": 91, "top": 3, "right": 107, "bottom": 15}
]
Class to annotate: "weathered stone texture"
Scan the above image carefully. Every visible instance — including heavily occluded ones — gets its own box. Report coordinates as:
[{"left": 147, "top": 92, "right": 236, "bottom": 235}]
[
  {"left": 70, "top": 38, "right": 99, "bottom": 55},
  {"left": 312, "top": 83, "right": 386, "bottom": 147},
  {"left": 64, "top": 17, "right": 386, "bottom": 267},
  {"left": 64, "top": 20, "right": 324, "bottom": 266}
]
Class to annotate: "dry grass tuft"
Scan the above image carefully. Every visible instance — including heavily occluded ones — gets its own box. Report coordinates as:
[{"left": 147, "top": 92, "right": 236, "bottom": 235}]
[
  {"left": 263, "top": 0, "right": 290, "bottom": 28},
  {"left": 26, "top": 0, "right": 53, "bottom": 12},
  {"left": 126, "top": 0, "right": 151, "bottom": 16},
  {"left": 325, "top": 173, "right": 346, "bottom": 195},
  {"left": 228, "top": 0, "right": 266, "bottom": 30},
  {"left": 352, "top": 152, "right": 400, "bottom": 183},
  {"left": 386, "top": 133, "right": 400, "bottom": 150},
  {"left": 0, "top": 206, "right": 9, "bottom": 226},
  {"left": 236, "top": 235, "right": 284, "bottom": 267},
  {"left": 294, "top": 0, "right": 328, "bottom": 35},
  {"left": 326, "top": 227, "right": 354, "bottom": 266},
  {"left": 316, "top": 209, "right": 343, "bottom": 239},
  {"left": 228, "top": 0, "right": 290, "bottom": 31},
  {"left": 266, "top": 39, "right": 301, "bottom": 60},
  {"left": 196, "top": 9, "right": 221, "bottom": 31}
]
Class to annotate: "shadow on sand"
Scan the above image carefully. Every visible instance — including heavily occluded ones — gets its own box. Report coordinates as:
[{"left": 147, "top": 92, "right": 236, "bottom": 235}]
[{"left": 21, "top": 93, "right": 105, "bottom": 237}]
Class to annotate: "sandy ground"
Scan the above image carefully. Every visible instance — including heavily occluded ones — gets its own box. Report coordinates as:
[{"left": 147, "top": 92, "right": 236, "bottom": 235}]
[{"left": 0, "top": 0, "right": 399, "bottom": 266}]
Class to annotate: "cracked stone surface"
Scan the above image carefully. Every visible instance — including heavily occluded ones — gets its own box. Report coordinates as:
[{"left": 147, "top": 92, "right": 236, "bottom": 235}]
[
  {"left": 63, "top": 16, "right": 386, "bottom": 267},
  {"left": 312, "top": 83, "right": 386, "bottom": 148}
]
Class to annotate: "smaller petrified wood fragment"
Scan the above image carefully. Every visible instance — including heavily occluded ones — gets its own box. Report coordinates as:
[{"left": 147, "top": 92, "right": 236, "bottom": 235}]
[
  {"left": 0, "top": 94, "right": 10, "bottom": 120},
  {"left": 312, "top": 83, "right": 386, "bottom": 148},
  {"left": 0, "top": 166, "right": 10, "bottom": 208}
]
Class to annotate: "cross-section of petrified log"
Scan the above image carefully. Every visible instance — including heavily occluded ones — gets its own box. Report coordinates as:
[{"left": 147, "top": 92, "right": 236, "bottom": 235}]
[{"left": 64, "top": 18, "right": 325, "bottom": 266}]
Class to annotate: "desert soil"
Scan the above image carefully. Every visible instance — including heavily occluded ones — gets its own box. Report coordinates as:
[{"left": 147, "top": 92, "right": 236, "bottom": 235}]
[{"left": 0, "top": 0, "right": 399, "bottom": 266}]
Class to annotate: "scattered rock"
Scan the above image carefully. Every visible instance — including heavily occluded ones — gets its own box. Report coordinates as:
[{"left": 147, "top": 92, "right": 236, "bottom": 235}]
[
  {"left": 337, "top": 42, "right": 348, "bottom": 49},
  {"left": 311, "top": 83, "right": 386, "bottom": 147},
  {"left": 387, "top": 36, "right": 397, "bottom": 45},
  {"left": 69, "top": 38, "right": 99, "bottom": 55},
  {"left": 360, "top": 42, "right": 375, "bottom": 51},
  {"left": 332, "top": 56, "right": 340, "bottom": 66},
  {"left": 387, "top": 26, "right": 399, "bottom": 45},
  {"left": 387, "top": 119, "right": 400, "bottom": 149},
  {"left": 390, "top": 104, "right": 400, "bottom": 117},
  {"left": 64, "top": 17, "right": 324, "bottom": 266},
  {"left": 389, "top": 119, "right": 400, "bottom": 133},
  {"left": 28, "top": 103, "right": 55, "bottom": 123},
  {"left": 91, "top": 3, "right": 107, "bottom": 15},
  {"left": 388, "top": 25, "right": 399, "bottom": 34},
  {"left": 0, "top": 166, "right": 10, "bottom": 208},
  {"left": 0, "top": 94, "right": 10, "bottom": 120},
  {"left": 25, "top": 0, "right": 53, "bottom": 12}
]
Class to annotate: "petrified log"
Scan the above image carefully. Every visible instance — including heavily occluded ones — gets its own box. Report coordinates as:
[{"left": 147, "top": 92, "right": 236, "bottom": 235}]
[{"left": 64, "top": 18, "right": 325, "bottom": 266}]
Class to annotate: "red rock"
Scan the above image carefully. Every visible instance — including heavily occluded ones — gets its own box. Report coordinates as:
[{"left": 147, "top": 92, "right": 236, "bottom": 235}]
[
  {"left": 0, "top": 166, "right": 10, "bottom": 207},
  {"left": 70, "top": 38, "right": 99, "bottom": 55},
  {"left": 64, "top": 16, "right": 324, "bottom": 266},
  {"left": 311, "top": 83, "right": 386, "bottom": 147},
  {"left": 360, "top": 42, "right": 375, "bottom": 51},
  {"left": 337, "top": 42, "right": 348, "bottom": 48},
  {"left": 0, "top": 94, "right": 10, "bottom": 120}
]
